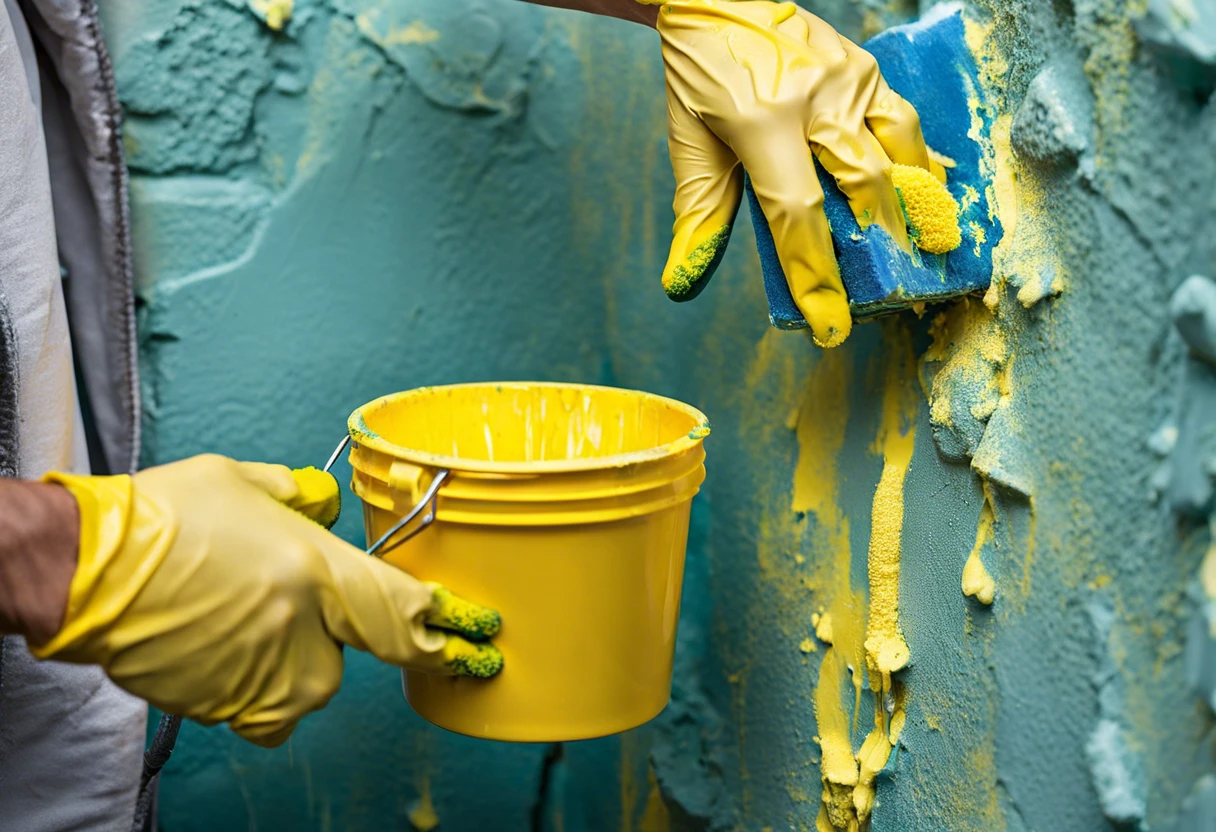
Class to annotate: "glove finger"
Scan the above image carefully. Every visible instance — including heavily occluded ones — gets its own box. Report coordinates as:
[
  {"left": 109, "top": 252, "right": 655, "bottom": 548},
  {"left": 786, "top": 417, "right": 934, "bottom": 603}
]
[
  {"left": 233, "top": 462, "right": 341, "bottom": 529},
  {"left": 441, "top": 635, "right": 504, "bottom": 678},
  {"left": 661, "top": 86, "right": 743, "bottom": 304},
  {"left": 231, "top": 460, "right": 298, "bottom": 501},
  {"left": 286, "top": 467, "right": 341, "bottom": 529},
  {"left": 734, "top": 132, "right": 852, "bottom": 348},
  {"left": 228, "top": 627, "right": 346, "bottom": 747},
  {"left": 866, "top": 83, "right": 931, "bottom": 171},
  {"left": 233, "top": 717, "right": 301, "bottom": 749},
  {"left": 308, "top": 536, "right": 448, "bottom": 666},
  {"left": 425, "top": 584, "right": 502, "bottom": 641},
  {"left": 811, "top": 124, "right": 909, "bottom": 251},
  {"left": 839, "top": 33, "right": 931, "bottom": 173},
  {"left": 395, "top": 633, "right": 505, "bottom": 678},
  {"left": 785, "top": 4, "right": 842, "bottom": 50}
]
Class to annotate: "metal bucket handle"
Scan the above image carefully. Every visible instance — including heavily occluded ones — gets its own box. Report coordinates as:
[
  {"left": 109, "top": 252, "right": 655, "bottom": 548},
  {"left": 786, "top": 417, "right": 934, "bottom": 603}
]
[{"left": 323, "top": 435, "right": 448, "bottom": 558}]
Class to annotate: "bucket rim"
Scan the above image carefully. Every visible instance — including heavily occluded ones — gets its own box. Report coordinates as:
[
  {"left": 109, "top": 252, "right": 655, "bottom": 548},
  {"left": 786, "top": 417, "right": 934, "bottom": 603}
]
[{"left": 348, "top": 381, "right": 710, "bottom": 475}]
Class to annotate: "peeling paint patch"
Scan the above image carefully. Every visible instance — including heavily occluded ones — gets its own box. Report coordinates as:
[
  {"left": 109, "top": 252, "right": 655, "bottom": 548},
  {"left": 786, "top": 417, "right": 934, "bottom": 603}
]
[
  {"left": 1085, "top": 720, "right": 1147, "bottom": 828},
  {"left": 118, "top": 1, "right": 274, "bottom": 174},
  {"left": 1087, "top": 601, "right": 1148, "bottom": 829}
]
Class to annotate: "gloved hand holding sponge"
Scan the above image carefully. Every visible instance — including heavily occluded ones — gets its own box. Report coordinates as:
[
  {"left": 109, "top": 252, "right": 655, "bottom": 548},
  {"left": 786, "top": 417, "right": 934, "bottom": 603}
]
[
  {"left": 649, "top": 0, "right": 956, "bottom": 347},
  {"left": 32, "top": 455, "right": 502, "bottom": 748}
]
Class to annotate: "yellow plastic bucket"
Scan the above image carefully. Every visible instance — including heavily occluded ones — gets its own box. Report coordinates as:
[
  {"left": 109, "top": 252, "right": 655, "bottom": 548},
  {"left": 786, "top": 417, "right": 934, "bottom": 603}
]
[{"left": 346, "top": 382, "right": 710, "bottom": 742}]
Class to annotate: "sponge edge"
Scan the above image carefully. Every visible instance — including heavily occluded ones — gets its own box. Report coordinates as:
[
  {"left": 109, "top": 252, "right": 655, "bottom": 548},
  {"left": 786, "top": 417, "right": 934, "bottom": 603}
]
[
  {"left": 748, "top": 6, "right": 1002, "bottom": 329},
  {"left": 891, "top": 164, "right": 962, "bottom": 255}
]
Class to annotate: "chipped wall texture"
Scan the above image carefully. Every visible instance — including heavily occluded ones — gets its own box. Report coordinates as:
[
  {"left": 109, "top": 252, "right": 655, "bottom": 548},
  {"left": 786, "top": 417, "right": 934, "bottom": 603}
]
[{"left": 100, "top": 0, "right": 1216, "bottom": 829}]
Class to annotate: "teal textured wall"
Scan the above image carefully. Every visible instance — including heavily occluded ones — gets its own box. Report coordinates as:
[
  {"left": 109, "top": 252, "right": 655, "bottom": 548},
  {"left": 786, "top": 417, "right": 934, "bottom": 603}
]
[{"left": 101, "top": 0, "right": 1216, "bottom": 829}]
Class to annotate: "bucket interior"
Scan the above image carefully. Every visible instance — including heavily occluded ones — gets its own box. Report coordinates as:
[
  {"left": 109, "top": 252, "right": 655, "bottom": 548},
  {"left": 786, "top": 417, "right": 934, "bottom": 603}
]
[{"left": 352, "top": 383, "right": 709, "bottom": 470}]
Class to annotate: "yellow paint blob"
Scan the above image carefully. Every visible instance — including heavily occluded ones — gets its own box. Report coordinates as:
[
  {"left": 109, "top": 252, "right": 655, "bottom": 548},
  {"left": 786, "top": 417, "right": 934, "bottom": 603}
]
[
  {"left": 891, "top": 164, "right": 962, "bottom": 255},
  {"left": 962, "top": 489, "right": 997, "bottom": 605},
  {"left": 920, "top": 298, "right": 1009, "bottom": 438},
  {"left": 250, "top": 0, "right": 292, "bottom": 31},
  {"left": 800, "top": 637, "right": 818, "bottom": 654},
  {"left": 888, "top": 709, "right": 907, "bottom": 745},
  {"left": 1203, "top": 520, "right": 1216, "bottom": 601},
  {"left": 408, "top": 779, "right": 440, "bottom": 832}
]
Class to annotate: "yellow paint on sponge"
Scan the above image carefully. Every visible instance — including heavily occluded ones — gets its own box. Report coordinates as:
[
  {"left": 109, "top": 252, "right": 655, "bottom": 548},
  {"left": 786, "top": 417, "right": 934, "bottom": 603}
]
[{"left": 891, "top": 163, "right": 962, "bottom": 255}]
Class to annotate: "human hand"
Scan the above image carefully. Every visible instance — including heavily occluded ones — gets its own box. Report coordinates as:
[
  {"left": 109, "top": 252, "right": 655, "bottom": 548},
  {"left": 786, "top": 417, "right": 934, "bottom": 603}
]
[
  {"left": 654, "top": 0, "right": 937, "bottom": 347},
  {"left": 32, "top": 454, "right": 502, "bottom": 747}
]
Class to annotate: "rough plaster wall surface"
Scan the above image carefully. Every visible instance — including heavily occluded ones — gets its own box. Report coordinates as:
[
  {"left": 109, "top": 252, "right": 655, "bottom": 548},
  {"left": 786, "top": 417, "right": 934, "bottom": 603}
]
[{"left": 100, "top": 0, "right": 1216, "bottom": 829}]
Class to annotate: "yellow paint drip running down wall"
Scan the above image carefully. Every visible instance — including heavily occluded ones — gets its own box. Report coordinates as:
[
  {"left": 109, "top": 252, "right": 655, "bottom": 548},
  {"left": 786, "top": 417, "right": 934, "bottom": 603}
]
[
  {"left": 810, "top": 324, "right": 920, "bottom": 832},
  {"left": 962, "top": 484, "right": 997, "bottom": 605},
  {"left": 864, "top": 326, "right": 919, "bottom": 679}
]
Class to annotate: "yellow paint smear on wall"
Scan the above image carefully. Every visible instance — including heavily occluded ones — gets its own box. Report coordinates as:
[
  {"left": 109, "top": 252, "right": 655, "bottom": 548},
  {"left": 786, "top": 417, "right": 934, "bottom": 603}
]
[
  {"left": 863, "top": 326, "right": 918, "bottom": 678},
  {"left": 814, "top": 648, "right": 862, "bottom": 832},
  {"left": 794, "top": 348, "right": 868, "bottom": 715},
  {"left": 250, "top": 0, "right": 292, "bottom": 31},
  {"left": 793, "top": 349, "right": 869, "bottom": 832},
  {"left": 639, "top": 766, "right": 672, "bottom": 832},
  {"left": 408, "top": 776, "right": 440, "bottom": 832},
  {"left": 853, "top": 325, "right": 920, "bottom": 824},
  {"left": 963, "top": 483, "right": 997, "bottom": 605},
  {"left": 810, "top": 324, "right": 920, "bottom": 831}
]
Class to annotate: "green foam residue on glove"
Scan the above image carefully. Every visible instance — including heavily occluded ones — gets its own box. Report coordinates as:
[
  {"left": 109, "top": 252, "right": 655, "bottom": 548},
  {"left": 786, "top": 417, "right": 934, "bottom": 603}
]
[
  {"left": 443, "top": 640, "right": 504, "bottom": 678},
  {"left": 429, "top": 586, "right": 502, "bottom": 641}
]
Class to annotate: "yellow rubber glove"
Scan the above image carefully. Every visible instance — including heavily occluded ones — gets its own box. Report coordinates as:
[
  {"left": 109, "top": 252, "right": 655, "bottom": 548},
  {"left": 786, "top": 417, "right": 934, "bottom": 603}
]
[
  {"left": 31, "top": 454, "right": 503, "bottom": 748},
  {"left": 653, "top": 0, "right": 936, "bottom": 347}
]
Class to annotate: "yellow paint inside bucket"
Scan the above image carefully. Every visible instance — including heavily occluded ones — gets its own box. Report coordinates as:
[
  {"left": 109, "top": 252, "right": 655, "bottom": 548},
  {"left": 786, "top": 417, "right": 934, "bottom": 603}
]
[{"left": 347, "top": 382, "right": 710, "bottom": 742}]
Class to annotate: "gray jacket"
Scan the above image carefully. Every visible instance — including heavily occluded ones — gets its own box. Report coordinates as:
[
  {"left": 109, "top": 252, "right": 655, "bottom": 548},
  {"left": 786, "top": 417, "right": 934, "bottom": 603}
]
[
  {"left": 1, "top": 2, "right": 149, "bottom": 830},
  {"left": 16, "top": 0, "right": 138, "bottom": 477}
]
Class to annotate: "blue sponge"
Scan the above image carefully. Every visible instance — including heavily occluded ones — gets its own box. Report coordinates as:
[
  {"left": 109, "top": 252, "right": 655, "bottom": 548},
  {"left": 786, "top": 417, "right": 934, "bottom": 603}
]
[{"left": 747, "top": 6, "right": 1002, "bottom": 329}]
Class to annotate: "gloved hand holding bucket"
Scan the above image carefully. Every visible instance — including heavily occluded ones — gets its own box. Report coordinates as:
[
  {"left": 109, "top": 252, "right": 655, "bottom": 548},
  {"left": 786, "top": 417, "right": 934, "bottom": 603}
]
[
  {"left": 337, "top": 382, "right": 710, "bottom": 742},
  {"left": 29, "top": 455, "right": 504, "bottom": 748},
  {"left": 32, "top": 380, "right": 709, "bottom": 746}
]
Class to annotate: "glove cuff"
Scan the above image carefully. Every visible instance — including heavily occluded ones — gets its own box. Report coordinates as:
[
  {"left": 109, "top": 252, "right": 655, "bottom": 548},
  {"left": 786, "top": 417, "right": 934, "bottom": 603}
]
[{"left": 31, "top": 473, "right": 137, "bottom": 660}]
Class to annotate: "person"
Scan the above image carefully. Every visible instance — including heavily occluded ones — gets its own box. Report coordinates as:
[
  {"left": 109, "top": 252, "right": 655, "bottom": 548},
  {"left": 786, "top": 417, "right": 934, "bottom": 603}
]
[{"left": 0, "top": 0, "right": 934, "bottom": 827}]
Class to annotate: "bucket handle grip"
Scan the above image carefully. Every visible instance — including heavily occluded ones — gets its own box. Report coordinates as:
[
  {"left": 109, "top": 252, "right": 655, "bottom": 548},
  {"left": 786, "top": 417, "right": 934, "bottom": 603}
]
[{"left": 323, "top": 435, "right": 449, "bottom": 558}]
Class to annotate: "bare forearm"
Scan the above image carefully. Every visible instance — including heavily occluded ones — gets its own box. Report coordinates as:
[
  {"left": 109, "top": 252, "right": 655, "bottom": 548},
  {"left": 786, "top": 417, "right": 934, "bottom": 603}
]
[
  {"left": 521, "top": 0, "right": 658, "bottom": 27},
  {"left": 0, "top": 479, "right": 78, "bottom": 642}
]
